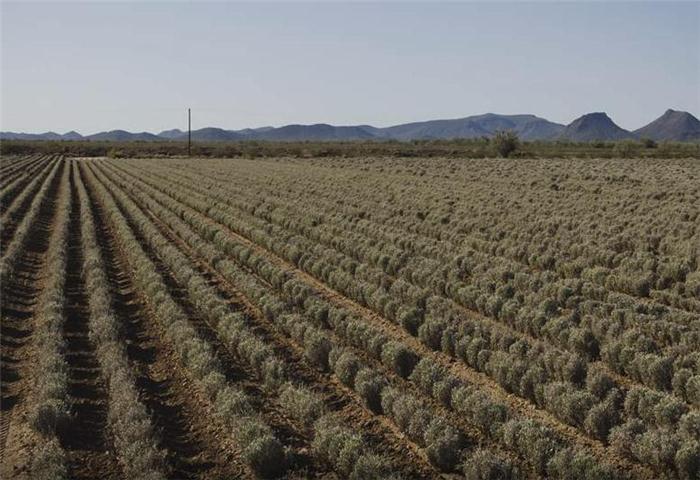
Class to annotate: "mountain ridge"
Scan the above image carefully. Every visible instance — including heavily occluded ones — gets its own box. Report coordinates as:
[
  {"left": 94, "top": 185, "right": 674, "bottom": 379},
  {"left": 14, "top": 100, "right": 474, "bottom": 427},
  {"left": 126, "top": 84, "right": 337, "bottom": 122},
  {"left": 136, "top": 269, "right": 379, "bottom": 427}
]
[
  {"left": 2, "top": 110, "right": 698, "bottom": 142},
  {"left": 559, "top": 112, "right": 636, "bottom": 142},
  {"left": 634, "top": 109, "right": 700, "bottom": 142}
]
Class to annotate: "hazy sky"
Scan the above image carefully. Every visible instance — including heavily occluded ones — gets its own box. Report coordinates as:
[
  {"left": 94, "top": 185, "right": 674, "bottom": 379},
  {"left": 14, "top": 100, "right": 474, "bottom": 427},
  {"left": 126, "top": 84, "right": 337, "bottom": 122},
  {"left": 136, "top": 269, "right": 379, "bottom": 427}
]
[{"left": 1, "top": 1, "right": 698, "bottom": 134}]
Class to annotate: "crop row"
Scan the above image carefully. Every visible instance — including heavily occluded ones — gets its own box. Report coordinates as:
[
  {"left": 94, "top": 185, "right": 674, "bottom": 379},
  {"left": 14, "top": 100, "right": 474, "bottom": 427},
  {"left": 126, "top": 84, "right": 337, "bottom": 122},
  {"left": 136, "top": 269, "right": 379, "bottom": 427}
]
[
  {"left": 73, "top": 162, "right": 166, "bottom": 478},
  {"left": 25, "top": 162, "right": 71, "bottom": 478},
  {"left": 0, "top": 158, "right": 62, "bottom": 284},
  {"left": 0, "top": 155, "right": 52, "bottom": 210},
  {"left": 0, "top": 154, "right": 46, "bottom": 186}
]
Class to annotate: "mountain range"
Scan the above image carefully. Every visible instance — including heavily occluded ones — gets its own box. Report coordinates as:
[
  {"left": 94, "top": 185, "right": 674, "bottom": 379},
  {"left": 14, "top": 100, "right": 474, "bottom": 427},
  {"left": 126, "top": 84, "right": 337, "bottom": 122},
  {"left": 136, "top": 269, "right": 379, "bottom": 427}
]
[{"left": 2, "top": 109, "right": 699, "bottom": 143}]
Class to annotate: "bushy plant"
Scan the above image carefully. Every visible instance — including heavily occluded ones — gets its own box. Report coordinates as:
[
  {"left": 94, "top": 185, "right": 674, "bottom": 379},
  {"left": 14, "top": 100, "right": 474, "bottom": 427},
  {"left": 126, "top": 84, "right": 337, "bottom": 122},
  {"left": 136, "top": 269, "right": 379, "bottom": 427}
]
[
  {"left": 355, "top": 368, "right": 387, "bottom": 413},
  {"left": 424, "top": 417, "right": 465, "bottom": 471},
  {"left": 380, "top": 341, "right": 418, "bottom": 378},
  {"left": 333, "top": 351, "right": 362, "bottom": 387},
  {"left": 280, "top": 384, "right": 327, "bottom": 428},
  {"left": 492, "top": 130, "right": 520, "bottom": 158},
  {"left": 238, "top": 418, "right": 287, "bottom": 478},
  {"left": 675, "top": 441, "right": 700, "bottom": 480},
  {"left": 463, "top": 448, "right": 514, "bottom": 480},
  {"left": 30, "top": 438, "right": 67, "bottom": 480}
]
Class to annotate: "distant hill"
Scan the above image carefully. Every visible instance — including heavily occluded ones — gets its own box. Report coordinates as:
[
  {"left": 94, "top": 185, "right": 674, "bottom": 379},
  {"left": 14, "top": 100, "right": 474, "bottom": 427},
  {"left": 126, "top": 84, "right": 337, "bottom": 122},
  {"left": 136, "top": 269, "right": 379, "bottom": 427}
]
[
  {"left": 0, "top": 131, "right": 79, "bottom": 141},
  {"left": 247, "top": 124, "right": 377, "bottom": 141},
  {"left": 4, "top": 109, "right": 699, "bottom": 142},
  {"left": 86, "top": 130, "right": 161, "bottom": 141},
  {"left": 559, "top": 112, "right": 636, "bottom": 141},
  {"left": 157, "top": 129, "right": 185, "bottom": 139},
  {"left": 62, "top": 131, "right": 84, "bottom": 140},
  {"left": 634, "top": 109, "right": 700, "bottom": 142},
  {"left": 377, "top": 113, "right": 564, "bottom": 140},
  {"left": 184, "top": 128, "right": 246, "bottom": 142}
]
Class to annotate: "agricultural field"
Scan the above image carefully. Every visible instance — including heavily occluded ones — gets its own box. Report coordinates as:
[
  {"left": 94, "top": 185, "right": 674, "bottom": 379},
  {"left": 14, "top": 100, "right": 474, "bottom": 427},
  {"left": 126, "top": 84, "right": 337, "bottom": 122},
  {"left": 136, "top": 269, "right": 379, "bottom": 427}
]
[{"left": 0, "top": 153, "right": 699, "bottom": 480}]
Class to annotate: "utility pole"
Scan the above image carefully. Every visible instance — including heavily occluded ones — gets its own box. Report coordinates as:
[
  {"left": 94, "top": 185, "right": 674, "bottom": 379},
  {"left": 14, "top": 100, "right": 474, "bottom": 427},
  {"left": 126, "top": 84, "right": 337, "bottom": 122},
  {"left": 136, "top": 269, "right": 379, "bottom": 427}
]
[{"left": 188, "top": 108, "right": 191, "bottom": 157}]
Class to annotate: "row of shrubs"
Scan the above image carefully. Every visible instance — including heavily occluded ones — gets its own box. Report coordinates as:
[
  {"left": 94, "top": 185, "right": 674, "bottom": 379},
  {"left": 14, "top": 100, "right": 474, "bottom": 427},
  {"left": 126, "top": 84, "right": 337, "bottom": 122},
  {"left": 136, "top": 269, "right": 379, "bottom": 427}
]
[
  {"left": 74, "top": 163, "right": 166, "bottom": 478},
  {"left": 0, "top": 154, "right": 52, "bottom": 208},
  {"left": 83, "top": 163, "right": 289, "bottom": 479},
  {"left": 0, "top": 157, "right": 61, "bottom": 285},
  {"left": 27, "top": 164, "right": 71, "bottom": 479},
  {"left": 97, "top": 162, "right": 642, "bottom": 479},
  {"left": 126, "top": 159, "right": 698, "bottom": 402},
  {"left": 87, "top": 162, "right": 400, "bottom": 479},
  {"left": 105, "top": 159, "right": 700, "bottom": 479}
]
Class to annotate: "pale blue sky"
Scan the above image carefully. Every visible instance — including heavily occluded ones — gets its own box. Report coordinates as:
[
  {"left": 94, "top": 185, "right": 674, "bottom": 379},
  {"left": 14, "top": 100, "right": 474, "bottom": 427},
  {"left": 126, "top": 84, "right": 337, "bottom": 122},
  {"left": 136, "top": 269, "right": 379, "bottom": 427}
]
[{"left": 1, "top": 1, "right": 698, "bottom": 134}]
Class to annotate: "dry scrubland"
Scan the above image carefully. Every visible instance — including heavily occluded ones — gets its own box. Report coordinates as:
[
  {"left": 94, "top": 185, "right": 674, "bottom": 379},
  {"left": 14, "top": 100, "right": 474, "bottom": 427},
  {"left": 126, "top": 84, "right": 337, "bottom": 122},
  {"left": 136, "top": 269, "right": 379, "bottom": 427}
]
[{"left": 0, "top": 153, "right": 699, "bottom": 480}]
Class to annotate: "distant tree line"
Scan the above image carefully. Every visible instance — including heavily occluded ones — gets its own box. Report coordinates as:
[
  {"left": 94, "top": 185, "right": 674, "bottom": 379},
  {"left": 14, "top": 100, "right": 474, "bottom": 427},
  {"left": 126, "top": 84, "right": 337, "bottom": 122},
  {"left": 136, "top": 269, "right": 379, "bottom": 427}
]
[{"left": 1, "top": 136, "right": 698, "bottom": 159}]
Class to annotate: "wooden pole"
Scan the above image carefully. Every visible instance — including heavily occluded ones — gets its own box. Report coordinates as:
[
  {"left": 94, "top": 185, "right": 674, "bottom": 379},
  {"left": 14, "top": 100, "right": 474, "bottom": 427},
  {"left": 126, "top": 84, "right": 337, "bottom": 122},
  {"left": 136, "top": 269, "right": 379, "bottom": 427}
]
[{"left": 188, "top": 108, "right": 191, "bottom": 157}]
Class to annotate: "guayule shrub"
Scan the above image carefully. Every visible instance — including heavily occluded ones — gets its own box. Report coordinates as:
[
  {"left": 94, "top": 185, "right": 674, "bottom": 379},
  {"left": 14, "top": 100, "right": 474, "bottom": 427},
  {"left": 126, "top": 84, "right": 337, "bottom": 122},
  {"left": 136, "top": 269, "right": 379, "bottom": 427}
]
[
  {"left": 332, "top": 351, "right": 362, "bottom": 387},
  {"left": 546, "top": 447, "right": 614, "bottom": 480},
  {"left": 424, "top": 417, "right": 465, "bottom": 471},
  {"left": 238, "top": 418, "right": 286, "bottom": 478},
  {"left": 583, "top": 399, "right": 619, "bottom": 441},
  {"left": 463, "top": 449, "right": 514, "bottom": 480},
  {"left": 355, "top": 368, "right": 387, "bottom": 413},
  {"left": 679, "top": 412, "right": 700, "bottom": 441},
  {"left": 653, "top": 396, "right": 689, "bottom": 427},
  {"left": 686, "top": 375, "right": 700, "bottom": 407},
  {"left": 544, "top": 382, "right": 596, "bottom": 427},
  {"left": 280, "top": 385, "right": 327, "bottom": 428},
  {"left": 409, "top": 358, "right": 446, "bottom": 395},
  {"left": 609, "top": 420, "right": 645, "bottom": 457},
  {"left": 673, "top": 368, "right": 694, "bottom": 400},
  {"left": 261, "top": 358, "right": 286, "bottom": 391},
  {"left": 418, "top": 318, "right": 448, "bottom": 351},
  {"left": 215, "top": 386, "right": 253, "bottom": 420},
  {"left": 632, "top": 429, "right": 678, "bottom": 470},
  {"left": 452, "top": 387, "right": 509, "bottom": 438},
  {"left": 30, "top": 438, "right": 67, "bottom": 480},
  {"left": 675, "top": 441, "right": 700, "bottom": 480},
  {"left": 502, "top": 419, "right": 559, "bottom": 474},
  {"left": 312, "top": 416, "right": 365, "bottom": 477},
  {"left": 303, "top": 330, "right": 332, "bottom": 371},
  {"left": 433, "top": 376, "right": 461, "bottom": 406},
  {"left": 349, "top": 453, "right": 395, "bottom": 480},
  {"left": 381, "top": 341, "right": 418, "bottom": 378},
  {"left": 585, "top": 365, "right": 615, "bottom": 399}
]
